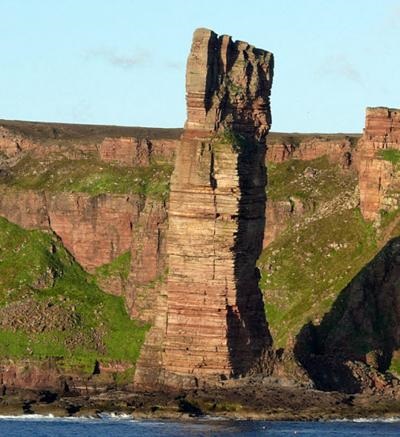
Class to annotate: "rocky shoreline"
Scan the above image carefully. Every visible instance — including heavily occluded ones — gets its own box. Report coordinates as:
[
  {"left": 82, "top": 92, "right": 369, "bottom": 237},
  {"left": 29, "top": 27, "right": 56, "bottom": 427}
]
[{"left": 1, "top": 381, "right": 400, "bottom": 422}]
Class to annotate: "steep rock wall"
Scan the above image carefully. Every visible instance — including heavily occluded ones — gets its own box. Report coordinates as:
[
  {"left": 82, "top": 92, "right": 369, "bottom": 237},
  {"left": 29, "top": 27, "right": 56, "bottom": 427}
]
[
  {"left": 99, "top": 137, "right": 177, "bottom": 166},
  {"left": 357, "top": 107, "right": 400, "bottom": 221},
  {"left": 0, "top": 188, "right": 140, "bottom": 272},
  {"left": 134, "top": 28, "right": 274, "bottom": 389},
  {"left": 46, "top": 193, "right": 139, "bottom": 272},
  {"left": 0, "top": 122, "right": 179, "bottom": 165},
  {"left": 267, "top": 137, "right": 353, "bottom": 167},
  {"left": 127, "top": 199, "right": 168, "bottom": 321}
]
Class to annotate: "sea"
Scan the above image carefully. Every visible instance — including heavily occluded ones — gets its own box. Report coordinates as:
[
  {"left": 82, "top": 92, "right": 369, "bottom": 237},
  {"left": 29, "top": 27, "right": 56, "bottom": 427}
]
[{"left": 0, "top": 415, "right": 399, "bottom": 437}]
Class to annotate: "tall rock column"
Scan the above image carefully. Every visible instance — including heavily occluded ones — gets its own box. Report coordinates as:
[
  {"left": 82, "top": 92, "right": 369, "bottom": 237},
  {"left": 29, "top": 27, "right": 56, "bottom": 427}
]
[{"left": 134, "top": 28, "right": 274, "bottom": 389}]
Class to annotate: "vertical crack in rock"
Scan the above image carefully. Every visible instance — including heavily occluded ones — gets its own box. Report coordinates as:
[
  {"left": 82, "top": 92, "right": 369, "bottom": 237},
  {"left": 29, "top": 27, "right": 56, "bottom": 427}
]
[
  {"left": 134, "top": 28, "right": 274, "bottom": 389},
  {"left": 210, "top": 147, "right": 218, "bottom": 280}
]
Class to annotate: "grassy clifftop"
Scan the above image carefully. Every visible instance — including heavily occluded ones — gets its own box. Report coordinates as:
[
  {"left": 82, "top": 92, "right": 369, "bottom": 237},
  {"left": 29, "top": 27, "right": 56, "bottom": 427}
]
[{"left": 0, "top": 157, "right": 173, "bottom": 201}]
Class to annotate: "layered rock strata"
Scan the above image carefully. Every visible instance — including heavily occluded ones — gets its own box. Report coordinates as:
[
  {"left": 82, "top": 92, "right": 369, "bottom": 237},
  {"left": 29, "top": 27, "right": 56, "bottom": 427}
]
[
  {"left": 357, "top": 107, "right": 400, "bottom": 221},
  {"left": 126, "top": 198, "right": 168, "bottom": 321},
  {"left": 0, "top": 189, "right": 139, "bottom": 272},
  {"left": 134, "top": 28, "right": 274, "bottom": 389},
  {"left": 0, "top": 122, "right": 179, "bottom": 165},
  {"left": 267, "top": 137, "right": 354, "bottom": 168}
]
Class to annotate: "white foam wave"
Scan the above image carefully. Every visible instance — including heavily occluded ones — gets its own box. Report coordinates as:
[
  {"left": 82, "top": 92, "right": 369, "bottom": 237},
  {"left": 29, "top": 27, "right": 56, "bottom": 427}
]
[
  {"left": 0, "top": 413, "right": 135, "bottom": 422},
  {"left": 352, "top": 417, "right": 400, "bottom": 423},
  {"left": 331, "top": 416, "right": 400, "bottom": 423}
]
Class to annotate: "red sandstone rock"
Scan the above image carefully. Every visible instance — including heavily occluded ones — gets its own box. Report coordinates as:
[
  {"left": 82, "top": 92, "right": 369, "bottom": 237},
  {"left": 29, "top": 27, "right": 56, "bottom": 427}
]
[
  {"left": 0, "top": 188, "right": 141, "bottom": 272},
  {"left": 0, "top": 121, "right": 179, "bottom": 166},
  {"left": 99, "top": 137, "right": 151, "bottom": 166},
  {"left": 263, "top": 199, "right": 304, "bottom": 247},
  {"left": 126, "top": 198, "right": 168, "bottom": 321},
  {"left": 99, "top": 136, "right": 179, "bottom": 167},
  {"left": 356, "top": 107, "right": 400, "bottom": 220},
  {"left": 0, "top": 188, "right": 49, "bottom": 229},
  {"left": 267, "top": 138, "right": 353, "bottom": 168},
  {"left": 46, "top": 193, "right": 139, "bottom": 272},
  {"left": 0, "top": 126, "right": 37, "bottom": 157},
  {"left": 0, "top": 360, "right": 66, "bottom": 392},
  {"left": 134, "top": 28, "right": 274, "bottom": 390}
]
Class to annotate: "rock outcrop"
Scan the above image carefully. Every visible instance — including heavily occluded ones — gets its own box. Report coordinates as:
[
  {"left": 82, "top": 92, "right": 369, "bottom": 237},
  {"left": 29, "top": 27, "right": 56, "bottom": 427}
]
[
  {"left": 0, "top": 120, "right": 180, "bottom": 165},
  {"left": 357, "top": 107, "right": 400, "bottom": 221},
  {"left": 263, "top": 199, "right": 305, "bottom": 247},
  {"left": 0, "top": 126, "right": 38, "bottom": 158},
  {"left": 267, "top": 137, "right": 354, "bottom": 168},
  {"left": 134, "top": 28, "right": 274, "bottom": 389},
  {"left": 99, "top": 137, "right": 176, "bottom": 166},
  {"left": 0, "top": 188, "right": 140, "bottom": 272},
  {"left": 126, "top": 198, "right": 168, "bottom": 321}
]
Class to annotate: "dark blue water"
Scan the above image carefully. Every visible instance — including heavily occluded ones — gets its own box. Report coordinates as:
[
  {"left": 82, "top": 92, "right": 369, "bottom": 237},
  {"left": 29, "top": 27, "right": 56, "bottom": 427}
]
[{"left": 0, "top": 415, "right": 399, "bottom": 436}]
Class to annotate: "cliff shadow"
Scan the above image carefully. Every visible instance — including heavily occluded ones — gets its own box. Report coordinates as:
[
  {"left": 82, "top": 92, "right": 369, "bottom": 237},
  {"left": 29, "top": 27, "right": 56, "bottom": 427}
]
[
  {"left": 227, "top": 141, "right": 273, "bottom": 377},
  {"left": 294, "top": 237, "right": 400, "bottom": 393}
]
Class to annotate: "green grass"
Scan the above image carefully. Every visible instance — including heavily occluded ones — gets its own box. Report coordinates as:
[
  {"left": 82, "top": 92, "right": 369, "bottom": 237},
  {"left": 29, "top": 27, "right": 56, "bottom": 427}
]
[
  {"left": 267, "top": 156, "right": 357, "bottom": 202},
  {"left": 0, "top": 156, "right": 173, "bottom": 200},
  {"left": 95, "top": 251, "right": 131, "bottom": 283},
  {"left": 389, "top": 353, "right": 400, "bottom": 376},
  {"left": 267, "top": 132, "right": 361, "bottom": 146},
  {"left": 0, "top": 217, "right": 148, "bottom": 374},
  {"left": 379, "top": 208, "right": 400, "bottom": 229},
  {"left": 379, "top": 148, "right": 400, "bottom": 165},
  {"left": 259, "top": 208, "right": 377, "bottom": 347}
]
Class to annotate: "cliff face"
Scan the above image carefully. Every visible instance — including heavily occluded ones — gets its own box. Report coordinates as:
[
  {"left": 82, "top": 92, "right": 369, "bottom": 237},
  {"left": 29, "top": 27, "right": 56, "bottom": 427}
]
[
  {"left": 134, "top": 28, "right": 274, "bottom": 389},
  {"left": 99, "top": 137, "right": 176, "bottom": 166},
  {"left": 267, "top": 137, "right": 354, "bottom": 167},
  {"left": 357, "top": 107, "right": 400, "bottom": 221},
  {"left": 126, "top": 198, "right": 168, "bottom": 321},
  {"left": 0, "top": 188, "right": 139, "bottom": 272}
]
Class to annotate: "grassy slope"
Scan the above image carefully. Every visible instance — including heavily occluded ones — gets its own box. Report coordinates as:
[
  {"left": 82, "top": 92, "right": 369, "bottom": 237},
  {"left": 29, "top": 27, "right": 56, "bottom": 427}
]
[
  {"left": 260, "top": 157, "right": 378, "bottom": 347},
  {"left": 95, "top": 251, "right": 132, "bottom": 283},
  {"left": 268, "top": 156, "right": 356, "bottom": 203},
  {"left": 259, "top": 208, "right": 376, "bottom": 347},
  {"left": 0, "top": 217, "right": 148, "bottom": 374},
  {"left": 0, "top": 156, "right": 173, "bottom": 201}
]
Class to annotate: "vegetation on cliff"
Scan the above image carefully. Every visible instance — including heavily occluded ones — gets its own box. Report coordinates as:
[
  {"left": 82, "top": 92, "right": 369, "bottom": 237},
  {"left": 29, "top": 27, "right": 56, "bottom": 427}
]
[
  {"left": 0, "top": 217, "right": 148, "bottom": 374},
  {"left": 378, "top": 148, "right": 400, "bottom": 166},
  {"left": 95, "top": 251, "right": 131, "bottom": 283},
  {"left": 259, "top": 207, "right": 376, "bottom": 347},
  {"left": 260, "top": 154, "right": 400, "bottom": 378},
  {"left": 260, "top": 157, "right": 374, "bottom": 346},
  {"left": 0, "top": 156, "right": 173, "bottom": 200},
  {"left": 267, "top": 156, "right": 356, "bottom": 203}
]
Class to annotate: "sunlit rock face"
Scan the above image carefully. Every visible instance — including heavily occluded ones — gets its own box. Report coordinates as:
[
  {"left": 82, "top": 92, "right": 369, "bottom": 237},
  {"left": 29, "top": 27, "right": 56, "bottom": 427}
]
[
  {"left": 134, "top": 28, "right": 274, "bottom": 389},
  {"left": 357, "top": 107, "right": 400, "bottom": 221}
]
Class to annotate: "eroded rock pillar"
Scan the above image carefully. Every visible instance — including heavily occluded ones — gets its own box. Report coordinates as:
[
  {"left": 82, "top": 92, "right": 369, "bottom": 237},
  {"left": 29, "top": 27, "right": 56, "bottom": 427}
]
[{"left": 134, "top": 28, "right": 274, "bottom": 389}]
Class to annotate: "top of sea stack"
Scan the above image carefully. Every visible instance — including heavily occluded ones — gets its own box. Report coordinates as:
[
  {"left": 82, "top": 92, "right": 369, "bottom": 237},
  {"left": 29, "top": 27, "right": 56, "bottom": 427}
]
[
  {"left": 184, "top": 28, "right": 273, "bottom": 142},
  {"left": 134, "top": 28, "right": 274, "bottom": 390}
]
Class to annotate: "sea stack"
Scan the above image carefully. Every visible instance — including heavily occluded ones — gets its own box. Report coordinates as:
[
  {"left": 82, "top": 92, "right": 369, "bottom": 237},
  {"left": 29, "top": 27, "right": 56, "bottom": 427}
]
[{"left": 134, "top": 28, "right": 274, "bottom": 389}]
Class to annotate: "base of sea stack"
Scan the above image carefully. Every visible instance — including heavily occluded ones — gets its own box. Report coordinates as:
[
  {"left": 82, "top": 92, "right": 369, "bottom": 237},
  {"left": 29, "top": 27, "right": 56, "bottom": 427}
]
[{"left": 2, "top": 375, "right": 400, "bottom": 420}]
